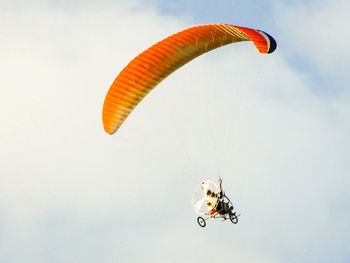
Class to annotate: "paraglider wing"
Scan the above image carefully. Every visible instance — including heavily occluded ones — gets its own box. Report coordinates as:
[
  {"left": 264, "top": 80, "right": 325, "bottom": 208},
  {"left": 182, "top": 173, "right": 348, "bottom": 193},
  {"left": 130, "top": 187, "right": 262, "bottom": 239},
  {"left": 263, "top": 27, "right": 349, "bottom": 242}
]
[{"left": 102, "top": 24, "right": 277, "bottom": 134}]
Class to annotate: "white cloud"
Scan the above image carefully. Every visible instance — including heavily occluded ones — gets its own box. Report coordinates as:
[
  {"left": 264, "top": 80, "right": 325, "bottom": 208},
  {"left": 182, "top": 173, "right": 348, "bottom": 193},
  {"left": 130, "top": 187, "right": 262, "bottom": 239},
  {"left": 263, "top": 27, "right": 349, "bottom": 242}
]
[{"left": 274, "top": 0, "right": 350, "bottom": 82}]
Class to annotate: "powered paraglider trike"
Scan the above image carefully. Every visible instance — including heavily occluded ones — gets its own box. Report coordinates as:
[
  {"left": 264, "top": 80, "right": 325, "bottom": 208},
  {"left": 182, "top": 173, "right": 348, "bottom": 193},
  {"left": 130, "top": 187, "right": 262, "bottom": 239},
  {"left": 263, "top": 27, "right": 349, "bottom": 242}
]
[{"left": 192, "top": 180, "right": 239, "bottom": 227}]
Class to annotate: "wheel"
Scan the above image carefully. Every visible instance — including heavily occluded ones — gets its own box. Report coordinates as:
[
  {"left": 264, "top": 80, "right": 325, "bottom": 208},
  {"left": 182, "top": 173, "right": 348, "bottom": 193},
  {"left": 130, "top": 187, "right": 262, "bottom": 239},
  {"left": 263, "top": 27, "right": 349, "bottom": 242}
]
[
  {"left": 197, "top": 217, "right": 206, "bottom": 227},
  {"left": 229, "top": 213, "right": 238, "bottom": 224}
]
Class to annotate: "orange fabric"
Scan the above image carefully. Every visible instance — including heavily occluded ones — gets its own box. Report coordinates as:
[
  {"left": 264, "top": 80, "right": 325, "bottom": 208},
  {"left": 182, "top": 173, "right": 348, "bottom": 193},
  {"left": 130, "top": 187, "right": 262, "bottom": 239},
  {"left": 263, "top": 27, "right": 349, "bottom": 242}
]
[
  {"left": 102, "top": 24, "right": 275, "bottom": 134},
  {"left": 209, "top": 209, "right": 217, "bottom": 216}
]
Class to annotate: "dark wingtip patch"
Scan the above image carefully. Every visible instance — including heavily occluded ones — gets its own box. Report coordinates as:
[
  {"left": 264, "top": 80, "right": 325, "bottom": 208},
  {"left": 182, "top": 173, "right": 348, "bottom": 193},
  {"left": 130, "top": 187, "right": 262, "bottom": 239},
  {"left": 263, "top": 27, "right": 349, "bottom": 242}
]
[{"left": 263, "top": 31, "right": 277, "bottom": 53}]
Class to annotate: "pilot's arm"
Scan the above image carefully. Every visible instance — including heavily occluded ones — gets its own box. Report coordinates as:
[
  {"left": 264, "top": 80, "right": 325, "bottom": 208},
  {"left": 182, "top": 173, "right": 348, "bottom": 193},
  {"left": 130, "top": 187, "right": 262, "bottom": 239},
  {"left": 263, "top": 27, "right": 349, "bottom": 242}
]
[{"left": 218, "top": 177, "right": 224, "bottom": 199}]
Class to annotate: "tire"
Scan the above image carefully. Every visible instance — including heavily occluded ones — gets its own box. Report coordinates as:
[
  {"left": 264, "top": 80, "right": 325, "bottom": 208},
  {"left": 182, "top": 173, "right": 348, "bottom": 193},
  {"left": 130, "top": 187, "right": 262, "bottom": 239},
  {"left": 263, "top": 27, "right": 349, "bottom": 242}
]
[
  {"left": 229, "top": 213, "right": 238, "bottom": 224},
  {"left": 197, "top": 217, "right": 206, "bottom": 227}
]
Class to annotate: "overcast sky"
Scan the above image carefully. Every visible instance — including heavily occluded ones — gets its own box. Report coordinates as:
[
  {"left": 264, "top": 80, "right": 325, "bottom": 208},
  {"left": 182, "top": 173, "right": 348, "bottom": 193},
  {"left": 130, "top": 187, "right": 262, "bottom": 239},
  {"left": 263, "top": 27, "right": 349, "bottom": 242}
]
[{"left": 0, "top": 0, "right": 349, "bottom": 262}]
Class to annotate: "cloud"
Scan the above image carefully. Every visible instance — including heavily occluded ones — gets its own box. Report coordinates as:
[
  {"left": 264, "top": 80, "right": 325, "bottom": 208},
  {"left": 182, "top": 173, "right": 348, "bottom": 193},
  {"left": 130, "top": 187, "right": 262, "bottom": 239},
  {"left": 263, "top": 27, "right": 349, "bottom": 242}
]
[
  {"left": 0, "top": 1, "right": 349, "bottom": 262},
  {"left": 274, "top": 0, "right": 350, "bottom": 88}
]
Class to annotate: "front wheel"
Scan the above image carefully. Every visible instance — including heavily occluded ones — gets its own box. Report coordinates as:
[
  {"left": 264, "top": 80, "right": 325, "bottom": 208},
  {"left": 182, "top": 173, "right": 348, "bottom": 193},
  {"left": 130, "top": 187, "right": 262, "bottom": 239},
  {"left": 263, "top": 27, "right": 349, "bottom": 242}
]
[
  {"left": 197, "top": 217, "right": 206, "bottom": 227},
  {"left": 229, "top": 213, "right": 238, "bottom": 224}
]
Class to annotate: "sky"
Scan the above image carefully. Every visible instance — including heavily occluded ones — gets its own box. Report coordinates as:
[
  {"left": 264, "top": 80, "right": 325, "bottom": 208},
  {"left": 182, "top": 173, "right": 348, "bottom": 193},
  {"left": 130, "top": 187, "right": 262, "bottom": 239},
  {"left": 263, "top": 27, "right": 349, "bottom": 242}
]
[{"left": 0, "top": 0, "right": 349, "bottom": 262}]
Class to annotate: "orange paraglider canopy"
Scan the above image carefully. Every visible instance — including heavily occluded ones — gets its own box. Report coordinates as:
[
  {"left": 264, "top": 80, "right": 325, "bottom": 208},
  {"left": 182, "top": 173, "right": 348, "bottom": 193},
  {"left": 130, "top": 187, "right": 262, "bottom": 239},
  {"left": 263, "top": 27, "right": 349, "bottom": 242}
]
[{"left": 102, "top": 24, "right": 276, "bottom": 134}]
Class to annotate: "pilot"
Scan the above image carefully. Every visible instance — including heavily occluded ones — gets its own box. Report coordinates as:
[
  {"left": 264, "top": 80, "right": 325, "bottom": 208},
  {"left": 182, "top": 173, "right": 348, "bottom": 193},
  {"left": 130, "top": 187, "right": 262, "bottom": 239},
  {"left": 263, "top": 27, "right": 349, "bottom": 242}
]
[{"left": 202, "top": 178, "right": 232, "bottom": 216}]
